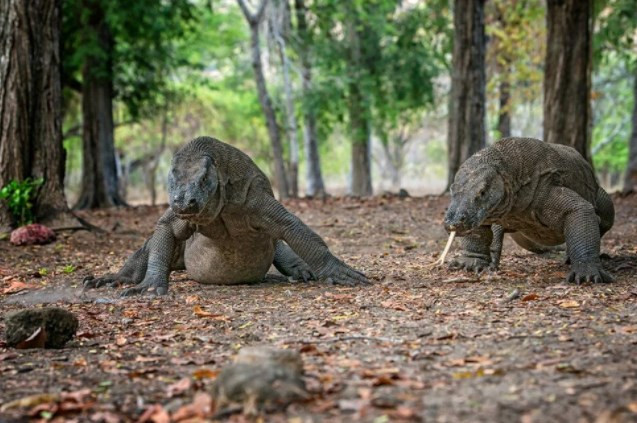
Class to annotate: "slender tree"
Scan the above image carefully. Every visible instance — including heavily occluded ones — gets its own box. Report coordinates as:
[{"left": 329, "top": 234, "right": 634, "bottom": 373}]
[
  {"left": 293, "top": 0, "right": 326, "bottom": 198},
  {"left": 625, "top": 69, "right": 637, "bottom": 193},
  {"left": 447, "top": 0, "right": 487, "bottom": 188},
  {"left": 237, "top": 0, "right": 290, "bottom": 199},
  {"left": 543, "top": 0, "right": 593, "bottom": 162},
  {"left": 270, "top": 0, "right": 299, "bottom": 197},
  {"left": 0, "top": 0, "right": 79, "bottom": 229},
  {"left": 346, "top": 7, "right": 373, "bottom": 197}
]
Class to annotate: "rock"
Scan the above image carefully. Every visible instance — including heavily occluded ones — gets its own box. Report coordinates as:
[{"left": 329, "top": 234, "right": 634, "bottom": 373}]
[
  {"left": 211, "top": 346, "right": 308, "bottom": 415},
  {"left": 4, "top": 308, "right": 78, "bottom": 349},
  {"left": 10, "top": 224, "right": 56, "bottom": 246}
]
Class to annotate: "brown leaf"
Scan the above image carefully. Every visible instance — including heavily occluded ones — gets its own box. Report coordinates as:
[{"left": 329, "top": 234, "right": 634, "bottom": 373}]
[
  {"left": 1, "top": 280, "right": 32, "bottom": 295},
  {"left": 166, "top": 378, "right": 192, "bottom": 398},
  {"left": 559, "top": 300, "right": 580, "bottom": 309},
  {"left": 137, "top": 404, "right": 170, "bottom": 423},
  {"left": 192, "top": 306, "right": 228, "bottom": 321},
  {"left": 191, "top": 368, "right": 219, "bottom": 380},
  {"left": 171, "top": 392, "right": 213, "bottom": 421},
  {"left": 115, "top": 336, "right": 127, "bottom": 346},
  {"left": 16, "top": 326, "right": 47, "bottom": 349},
  {"left": 0, "top": 393, "right": 59, "bottom": 412},
  {"left": 522, "top": 293, "right": 539, "bottom": 302}
]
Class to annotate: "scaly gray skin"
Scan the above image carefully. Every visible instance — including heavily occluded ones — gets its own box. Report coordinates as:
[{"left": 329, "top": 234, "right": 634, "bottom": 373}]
[
  {"left": 444, "top": 137, "right": 615, "bottom": 284},
  {"left": 84, "top": 136, "right": 368, "bottom": 296}
]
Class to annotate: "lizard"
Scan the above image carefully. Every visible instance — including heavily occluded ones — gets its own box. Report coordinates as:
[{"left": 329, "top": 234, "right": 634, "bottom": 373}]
[
  {"left": 83, "top": 136, "right": 368, "bottom": 296},
  {"left": 443, "top": 137, "right": 615, "bottom": 284}
]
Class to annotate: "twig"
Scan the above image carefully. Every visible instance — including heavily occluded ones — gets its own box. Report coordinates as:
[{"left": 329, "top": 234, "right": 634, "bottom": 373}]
[
  {"left": 500, "top": 288, "right": 521, "bottom": 304},
  {"left": 442, "top": 276, "right": 480, "bottom": 283},
  {"left": 285, "top": 335, "right": 400, "bottom": 345}
]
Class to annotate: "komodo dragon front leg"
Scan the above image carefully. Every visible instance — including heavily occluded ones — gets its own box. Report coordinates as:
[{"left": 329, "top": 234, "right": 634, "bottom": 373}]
[
  {"left": 248, "top": 195, "right": 368, "bottom": 286},
  {"left": 539, "top": 187, "right": 613, "bottom": 284},
  {"left": 449, "top": 225, "right": 504, "bottom": 272},
  {"left": 84, "top": 209, "right": 194, "bottom": 296},
  {"left": 273, "top": 241, "right": 315, "bottom": 282}
]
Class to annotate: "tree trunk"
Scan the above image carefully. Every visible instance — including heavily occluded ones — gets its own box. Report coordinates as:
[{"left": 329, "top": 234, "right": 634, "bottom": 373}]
[
  {"left": 346, "top": 10, "right": 372, "bottom": 197},
  {"left": 273, "top": 11, "right": 299, "bottom": 198},
  {"left": 544, "top": 0, "right": 592, "bottom": 162},
  {"left": 238, "top": 0, "right": 289, "bottom": 199},
  {"left": 294, "top": 0, "right": 326, "bottom": 198},
  {"left": 0, "top": 0, "right": 78, "bottom": 230},
  {"left": 497, "top": 75, "right": 511, "bottom": 139},
  {"left": 74, "top": 0, "right": 125, "bottom": 209},
  {"left": 447, "top": 0, "right": 487, "bottom": 188},
  {"left": 624, "top": 69, "right": 637, "bottom": 194},
  {"left": 348, "top": 83, "right": 372, "bottom": 197}
]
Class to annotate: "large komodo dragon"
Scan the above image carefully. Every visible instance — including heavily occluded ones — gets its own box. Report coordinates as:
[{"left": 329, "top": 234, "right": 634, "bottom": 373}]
[
  {"left": 84, "top": 136, "right": 368, "bottom": 296},
  {"left": 444, "top": 137, "right": 615, "bottom": 284}
]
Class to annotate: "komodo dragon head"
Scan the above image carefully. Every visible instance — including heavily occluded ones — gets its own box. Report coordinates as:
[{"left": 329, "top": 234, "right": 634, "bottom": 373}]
[
  {"left": 168, "top": 151, "right": 222, "bottom": 223},
  {"left": 444, "top": 164, "right": 506, "bottom": 235}
]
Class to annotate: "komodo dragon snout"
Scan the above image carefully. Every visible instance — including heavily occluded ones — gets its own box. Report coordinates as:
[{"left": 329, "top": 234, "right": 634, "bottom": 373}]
[
  {"left": 444, "top": 166, "right": 505, "bottom": 235},
  {"left": 168, "top": 154, "right": 220, "bottom": 221}
]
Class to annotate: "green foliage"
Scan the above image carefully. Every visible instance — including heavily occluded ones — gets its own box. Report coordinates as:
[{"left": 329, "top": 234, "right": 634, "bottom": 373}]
[
  {"left": 0, "top": 178, "right": 44, "bottom": 226},
  {"left": 61, "top": 265, "right": 77, "bottom": 274},
  {"left": 62, "top": 0, "right": 197, "bottom": 119},
  {"left": 307, "top": 0, "right": 450, "bottom": 144}
]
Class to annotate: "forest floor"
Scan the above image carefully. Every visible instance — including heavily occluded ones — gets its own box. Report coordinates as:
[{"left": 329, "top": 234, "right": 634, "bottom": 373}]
[{"left": 1, "top": 194, "right": 636, "bottom": 423}]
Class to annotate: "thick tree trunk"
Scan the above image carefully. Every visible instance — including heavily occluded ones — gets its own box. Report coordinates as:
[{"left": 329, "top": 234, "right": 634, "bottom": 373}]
[
  {"left": 447, "top": 0, "right": 486, "bottom": 188},
  {"left": 0, "top": 0, "right": 77, "bottom": 230},
  {"left": 544, "top": 0, "right": 593, "bottom": 162},
  {"left": 294, "top": 0, "right": 326, "bottom": 198},
  {"left": 74, "top": 0, "right": 125, "bottom": 209},
  {"left": 238, "top": 0, "right": 289, "bottom": 199},
  {"left": 347, "top": 11, "right": 372, "bottom": 197},
  {"left": 624, "top": 69, "right": 637, "bottom": 194}
]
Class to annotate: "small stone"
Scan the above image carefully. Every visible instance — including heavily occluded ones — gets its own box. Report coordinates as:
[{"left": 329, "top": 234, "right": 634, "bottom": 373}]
[
  {"left": 4, "top": 307, "right": 78, "bottom": 349},
  {"left": 10, "top": 224, "right": 56, "bottom": 246},
  {"left": 211, "top": 346, "right": 308, "bottom": 415}
]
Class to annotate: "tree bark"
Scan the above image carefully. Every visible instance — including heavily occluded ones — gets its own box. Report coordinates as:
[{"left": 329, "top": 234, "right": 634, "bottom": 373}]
[
  {"left": 624, "top": 68, "right": 637, "bottom": 194},
  {"left": 74, "top": 0, "right": 125, "bottom": 209},
  {"left": 238, "top": 0, "right": 289, "bottom": 199},
  {"left": 294, "top": 0, "right": 326, "bottom": 198},
  {"left": 0, "top": 0, "right": 78, "bottom": 229},
  {"left": 543, "top": 0, "right": 593, "bottom": 162},
  {"left": 497, "top": 73, "right": 511, "bottom": 139},
  {"left": 272, "top": 3, "right": 299, "bottom": 197},
  {"left": 346, "top": 9, "right": 372, "bottom": 197},
  {"left": 447, "top": 0, "right": 487, "bottom": 188}
]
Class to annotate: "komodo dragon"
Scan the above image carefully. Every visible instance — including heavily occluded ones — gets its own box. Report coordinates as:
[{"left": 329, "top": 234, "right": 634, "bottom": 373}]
[
  {"left": 443, "top": 137, "right": 615, "bottom": 284},
  {"left": 84, "top": 136, "right": 368, "bottom": 296}
]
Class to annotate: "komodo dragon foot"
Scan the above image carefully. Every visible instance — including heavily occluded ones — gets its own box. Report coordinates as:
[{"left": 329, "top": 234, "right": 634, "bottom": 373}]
[
  {"left": 317, "top": 257, "right": 369, "bottom": 286},
  {"left": 448, "top": 253, "right": 493, "bottom": 273},
  {"left": 83, "top": 274, "right": 138, "bottom": 290},
  {"left": 568, "top": 261, "right": 614, "bottom": 284}
]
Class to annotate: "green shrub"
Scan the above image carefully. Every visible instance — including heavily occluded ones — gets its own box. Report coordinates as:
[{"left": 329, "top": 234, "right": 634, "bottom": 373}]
[{"left": 0, "top": 178, "right": 44, "bottom": 226}]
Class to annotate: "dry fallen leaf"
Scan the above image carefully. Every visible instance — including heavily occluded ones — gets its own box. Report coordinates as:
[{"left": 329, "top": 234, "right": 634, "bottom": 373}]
[
  {"left": 171, "top": 392, "right": 213, "bottom": 421},
  {"left": 166, "top": 378, "right": 191, "bottom": 398},
  {"left": 137, "top": 404, "right": 170, "bottom": 423},
  {"left": 522, "top": 293, "right": 539, "bottom": 302},
  {"left": 191, "top": 368, "right": 219, "bottom": 380},
  {"left": 16, "top": 326, "right": 47, "bottom": 349},
  {"left": 559, "top": 300, "right": 580, "bottom": 309},
  {"left": 192, "top": 305, "right": 229, "bottom": 321}
]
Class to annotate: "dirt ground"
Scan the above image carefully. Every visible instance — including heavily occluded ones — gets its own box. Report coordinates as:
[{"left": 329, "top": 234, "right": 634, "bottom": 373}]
[{"left": 1, "top": 194, "right": 636, "bottom": 423}]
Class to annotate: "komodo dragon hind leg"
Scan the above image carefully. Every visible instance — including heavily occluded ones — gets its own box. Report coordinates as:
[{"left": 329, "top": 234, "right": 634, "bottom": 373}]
[
  {"left": 273, "top": 240, "right": 315, "bottom": 282},
  {"left": 83, "top": 238, "right": 186, "bottom": 289}
]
